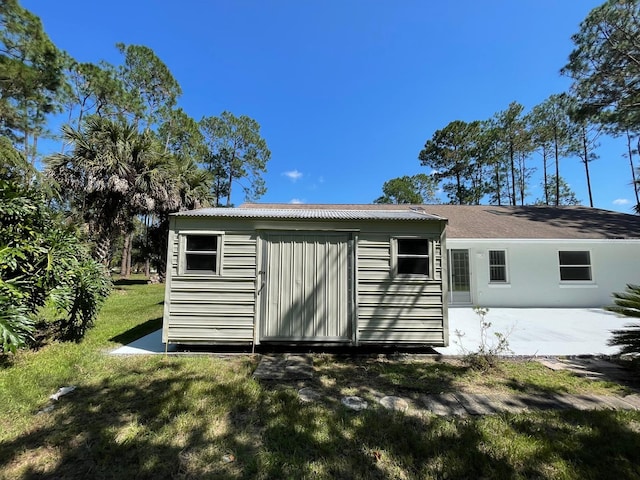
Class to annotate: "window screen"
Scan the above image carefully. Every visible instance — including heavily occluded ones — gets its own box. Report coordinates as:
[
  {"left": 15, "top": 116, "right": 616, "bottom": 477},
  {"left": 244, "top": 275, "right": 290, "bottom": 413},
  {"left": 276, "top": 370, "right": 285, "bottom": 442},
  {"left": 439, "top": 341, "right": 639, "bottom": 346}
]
[
  {"left": 559, "top": 251, "right": 591, "bottom": 281},
  {"left": 489, "top": 250, "right": 507, "bottom": 282},
  {"left": 397, "top": 239, "right": 429, "bottom": 276},
  {"left": 185, "top": 235, "right": 218, "bottom": 274}
]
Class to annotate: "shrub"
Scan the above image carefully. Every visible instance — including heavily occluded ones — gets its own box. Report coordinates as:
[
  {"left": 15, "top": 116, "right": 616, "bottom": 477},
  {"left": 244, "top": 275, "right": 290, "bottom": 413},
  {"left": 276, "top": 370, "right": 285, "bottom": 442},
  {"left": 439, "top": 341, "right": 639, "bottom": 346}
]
[{"left": 0, "top": 144, "right": 111, "bottom": 352}]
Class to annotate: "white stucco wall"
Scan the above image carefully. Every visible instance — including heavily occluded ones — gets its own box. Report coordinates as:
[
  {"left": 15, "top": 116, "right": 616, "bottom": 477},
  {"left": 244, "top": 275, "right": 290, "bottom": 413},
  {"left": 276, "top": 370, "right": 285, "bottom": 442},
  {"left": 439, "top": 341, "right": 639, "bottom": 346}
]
[{"left": 447, "top": 239, "right": 640, "bottom": 308}]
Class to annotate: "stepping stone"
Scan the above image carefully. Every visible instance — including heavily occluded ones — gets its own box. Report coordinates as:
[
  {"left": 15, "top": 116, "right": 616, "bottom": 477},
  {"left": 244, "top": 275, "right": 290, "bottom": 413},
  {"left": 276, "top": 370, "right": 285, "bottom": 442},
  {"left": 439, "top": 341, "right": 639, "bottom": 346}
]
[
  {"left": 379, "top": 396, "right": 409, "bottom": 412},
  {"left": 253, "top": 356, "right": 284, "bottom": 380},
  {"left": 253, "top": 355, "right": 314, "bottom": 380},
  {"left": 341, "top": 396, "right": 368, "bottom": 411},
  {"left": 486, "top": 394, "right": 528, "bottom": 413},
  {"left": 499, "top": 395, "right": 529, "bottom": 413},
  {"left": 517, "top": 395, "right": 565, "bottom": 411},
  {"left": 536, "top": 359, "right": 568, "bottom": 371},
  {"left": 590, "top": 395, "right": 638, "bottom": 410},
  {"left": 620, "top": 394, "right": 640, "bottom": 409},
  {"left": 453, "top": 393, "right": 500, "bottom": 415},
  {"left": 298, "top": 387, "right": 322, "bottom": 403},
  {"left": 553, "top": 394, "right": 602, "bottom": 411},
  {"left": 420, "top": 394, "right": 467, "bottom": 416}
]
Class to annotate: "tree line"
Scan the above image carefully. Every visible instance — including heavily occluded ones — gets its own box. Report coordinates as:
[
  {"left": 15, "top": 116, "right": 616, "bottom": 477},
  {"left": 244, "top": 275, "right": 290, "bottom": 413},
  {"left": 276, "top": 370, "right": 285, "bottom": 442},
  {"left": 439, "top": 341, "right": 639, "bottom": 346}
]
[
  {"left": 0, "top": 0, "right": 270, "bottom": 351},
  {"left": 376, "top": 0, "right": 640, "bottom": 211}
]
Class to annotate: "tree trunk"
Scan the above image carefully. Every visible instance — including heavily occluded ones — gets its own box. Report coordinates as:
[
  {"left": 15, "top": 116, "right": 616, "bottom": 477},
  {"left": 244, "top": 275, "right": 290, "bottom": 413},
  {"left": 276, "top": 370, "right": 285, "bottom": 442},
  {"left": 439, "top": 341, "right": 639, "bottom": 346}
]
[
  {"left": 542, "top": 145, "right": 549, "bottom": 205},
  {"left": 226, "top": 156, "right": 234, "bottom": 207},
  {"left": 509, "top": 141, "right": 516, "bottom": 206},
  {"left": 582, "top": 126, "right": 594, "bottom": 208},
  {"left": 494, "top": 163, "right": 501, "bottom": 206},
  {"left": 126, "top": 235, "right": 132, "bottom": 277},
  {"left": 554, "top": 127, "right": 560, "bottom": 207},
  {"left": 627, "top": 130, "right": 640, "bottom": 207},
  {"left": 94, "top": 231, "right": 113, "bottom": 267},
  {"left": 518, "top": 154, "right": 526, "bottom": 205},
  {"left": 227, "top": 171, "right": 233, "bottom": 207},
  {"left": 120, "top": 232, "right": 132, "bottom": 278}
]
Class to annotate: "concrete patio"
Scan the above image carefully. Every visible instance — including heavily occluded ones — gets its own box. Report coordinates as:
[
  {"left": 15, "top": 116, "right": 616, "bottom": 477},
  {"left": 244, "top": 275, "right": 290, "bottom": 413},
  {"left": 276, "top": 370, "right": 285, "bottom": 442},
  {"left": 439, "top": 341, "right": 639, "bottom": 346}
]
[
  {"left": 435, "top": 307, "right": 630, "bottom": 356},
  {"left": 110, "top": 308, "right": 633, "bottom": 356}
]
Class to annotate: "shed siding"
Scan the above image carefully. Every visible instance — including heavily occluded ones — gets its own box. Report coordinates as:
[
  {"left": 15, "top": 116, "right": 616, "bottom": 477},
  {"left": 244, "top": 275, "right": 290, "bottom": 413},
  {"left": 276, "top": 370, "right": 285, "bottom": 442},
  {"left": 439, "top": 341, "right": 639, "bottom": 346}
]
[
  {"left": 163, "top": 221, "right": 257, "bottom": 344},
  {"left": 357, "top": 232, "right": 446, "bottom": 345}
]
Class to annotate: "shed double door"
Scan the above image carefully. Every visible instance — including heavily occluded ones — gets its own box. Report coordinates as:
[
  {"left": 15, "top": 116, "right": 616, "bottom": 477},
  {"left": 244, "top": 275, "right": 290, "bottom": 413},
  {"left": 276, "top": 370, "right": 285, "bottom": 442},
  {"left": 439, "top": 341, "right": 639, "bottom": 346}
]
[{"left": 259, "top": 232, "right": 353, "bottom": 342}]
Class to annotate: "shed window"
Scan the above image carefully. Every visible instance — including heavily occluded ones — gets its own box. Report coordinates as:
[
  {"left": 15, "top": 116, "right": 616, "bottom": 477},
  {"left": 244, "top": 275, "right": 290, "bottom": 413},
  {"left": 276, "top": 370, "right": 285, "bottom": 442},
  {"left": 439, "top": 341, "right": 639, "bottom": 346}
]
[
  {"left": 396, "top": 238, "right": 429, "bottom": 276},
  {"left": 559, "top": 251, "right": 591, "bottom": 281},
  {"left": 184, "top": 234, "right": 219, "bottom": 274},
  {"left": 489, "top": 250, "right": 507, "bottom": 283}
]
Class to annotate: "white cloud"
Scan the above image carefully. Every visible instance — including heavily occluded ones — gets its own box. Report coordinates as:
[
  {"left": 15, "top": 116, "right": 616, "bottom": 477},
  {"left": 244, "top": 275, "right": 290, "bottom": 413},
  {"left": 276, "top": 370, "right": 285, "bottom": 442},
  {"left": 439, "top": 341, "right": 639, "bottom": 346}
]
[
  {"left": 283, "top": 169, "right": 303, "bottom": 181},
  {"left": 318, "top": 176, "right": 325, "bottom": 183},
  {"left": 289, "top": 198, "right": 304, "bottom": 204},
  {"left": 613, "top": 198, "right": 630, "bottom": 205}
]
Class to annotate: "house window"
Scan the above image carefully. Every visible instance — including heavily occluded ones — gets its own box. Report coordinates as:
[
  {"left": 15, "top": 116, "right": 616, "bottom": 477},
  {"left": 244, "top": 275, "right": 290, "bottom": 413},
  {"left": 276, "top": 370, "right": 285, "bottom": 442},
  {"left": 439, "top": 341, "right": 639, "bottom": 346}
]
[
  {"left": 396, "top": 238, "right": 429, "bottom": 276},
  {"left": 489, "top": 250, "right": 507, "bottom": 283},
  {"left": 183, "top": 234, "right": 220, "bottom": 274},
  {"left": 558, "top": 251, "right": 591, "bottom": 281}
]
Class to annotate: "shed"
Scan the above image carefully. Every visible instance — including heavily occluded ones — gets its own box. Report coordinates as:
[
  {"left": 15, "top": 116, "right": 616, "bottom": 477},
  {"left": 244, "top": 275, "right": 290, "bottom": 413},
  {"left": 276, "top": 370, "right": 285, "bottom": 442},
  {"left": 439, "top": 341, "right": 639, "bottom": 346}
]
[{"left": 162, "top": 206, "right": 448, "bottom": 347}]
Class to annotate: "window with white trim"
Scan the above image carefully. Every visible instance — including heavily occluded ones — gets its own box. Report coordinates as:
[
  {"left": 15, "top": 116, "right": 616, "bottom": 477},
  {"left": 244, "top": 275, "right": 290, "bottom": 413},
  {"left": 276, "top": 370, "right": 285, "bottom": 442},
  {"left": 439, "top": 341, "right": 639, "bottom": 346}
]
[
  {"left": 396, "top": 238, "right": 429, "bottom": 276},
  {"left": 183, "top": 234, "right": 220, "bottom": 274},
  {"left": 489, "top": 250, "right": 507, "bottom": 283},
  {"left": 558, "top": 251, "right": 591, "bottom": 281}
]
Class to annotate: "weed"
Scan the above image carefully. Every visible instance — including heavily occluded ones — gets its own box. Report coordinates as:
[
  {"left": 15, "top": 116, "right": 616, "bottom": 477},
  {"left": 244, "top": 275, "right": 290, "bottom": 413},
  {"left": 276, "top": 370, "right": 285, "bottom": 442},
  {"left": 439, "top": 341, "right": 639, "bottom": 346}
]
[{"left": 455, "top": 307, "right": 514, "bottom": 371}]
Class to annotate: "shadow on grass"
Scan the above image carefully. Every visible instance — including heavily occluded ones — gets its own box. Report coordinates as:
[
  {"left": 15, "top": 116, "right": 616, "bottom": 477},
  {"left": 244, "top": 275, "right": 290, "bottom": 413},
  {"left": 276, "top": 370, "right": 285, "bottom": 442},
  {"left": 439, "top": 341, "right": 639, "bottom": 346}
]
[
  {"left": 312, "top": 356, "right": 469, "bottom": 396},
  {"left": 0, "top": 354, "right": 14, "bottom": 370},
  {"left": 507, "top": 410, "right": 640, "bottom": 478},
  {"left": 108, "top": 317, "right": 163, "bottom": 345},
  {"left": 2, "top": 357, "right": 640, "bottom": 478},
  {"left": 113, "top": 278, "right": 149, "bottom": 286}
]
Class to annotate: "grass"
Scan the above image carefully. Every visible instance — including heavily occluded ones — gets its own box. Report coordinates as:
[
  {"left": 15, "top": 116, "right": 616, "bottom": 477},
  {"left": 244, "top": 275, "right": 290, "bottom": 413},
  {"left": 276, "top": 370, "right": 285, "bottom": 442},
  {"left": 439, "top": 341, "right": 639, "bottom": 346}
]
[{"left": 1, "top": 280, "right": 640, "bottom": 479}]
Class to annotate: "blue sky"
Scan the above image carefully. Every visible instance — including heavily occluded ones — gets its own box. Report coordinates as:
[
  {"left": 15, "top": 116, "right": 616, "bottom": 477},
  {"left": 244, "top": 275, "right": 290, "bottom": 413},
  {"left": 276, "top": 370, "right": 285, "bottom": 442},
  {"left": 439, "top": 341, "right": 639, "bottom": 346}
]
[{"left": 24, "top": 0, "right": 636, "bottom": 211}]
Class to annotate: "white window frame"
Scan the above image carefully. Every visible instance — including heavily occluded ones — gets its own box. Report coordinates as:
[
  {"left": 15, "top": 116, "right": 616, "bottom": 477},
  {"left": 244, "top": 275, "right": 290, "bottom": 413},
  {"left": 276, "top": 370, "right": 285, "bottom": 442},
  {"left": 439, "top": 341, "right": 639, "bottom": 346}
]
[
  {"left": 558, "top": 250, "right": 592, "bottom": 282},
  {"left": 392, "top": 237, "right": 431, "bottom": 278},
  {"left": 178, "top": 231, "right": 224, "bottom": 276},
  {"left": 488, "top": 249, "right": 508, "bottom": 283}
]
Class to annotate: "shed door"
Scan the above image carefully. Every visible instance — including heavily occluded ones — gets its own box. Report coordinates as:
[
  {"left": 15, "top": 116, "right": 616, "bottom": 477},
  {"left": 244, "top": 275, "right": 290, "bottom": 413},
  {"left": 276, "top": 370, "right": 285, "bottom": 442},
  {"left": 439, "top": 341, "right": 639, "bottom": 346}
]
[{"left": 260, "top": 233, "right": 352, "bottom": 342}]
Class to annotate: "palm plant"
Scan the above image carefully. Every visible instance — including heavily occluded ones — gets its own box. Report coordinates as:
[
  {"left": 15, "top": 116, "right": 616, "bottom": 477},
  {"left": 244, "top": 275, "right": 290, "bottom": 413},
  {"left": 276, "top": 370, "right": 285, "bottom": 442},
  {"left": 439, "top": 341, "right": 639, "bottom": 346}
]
[
  {"left": 607, "top": 284, "right": 640, "bottom": 355},
  {"left": 46, "top": 117, "right": 179, "bottom": 266}
]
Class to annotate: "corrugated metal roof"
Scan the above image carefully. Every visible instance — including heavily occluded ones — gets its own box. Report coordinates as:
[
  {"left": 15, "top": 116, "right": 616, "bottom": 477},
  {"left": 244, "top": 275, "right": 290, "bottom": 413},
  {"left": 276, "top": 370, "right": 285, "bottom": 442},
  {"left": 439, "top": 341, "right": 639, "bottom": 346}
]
[{"left": 172, "top": 207, "right": 441, "bottom": 221}]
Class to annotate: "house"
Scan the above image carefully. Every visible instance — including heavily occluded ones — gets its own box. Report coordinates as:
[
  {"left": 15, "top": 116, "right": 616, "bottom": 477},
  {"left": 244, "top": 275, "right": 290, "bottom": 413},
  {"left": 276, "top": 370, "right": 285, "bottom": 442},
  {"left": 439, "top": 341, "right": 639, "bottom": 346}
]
[
  {"left": 423, "top": 204, "right": 640, "bottom": 308},
  {"left": 162, "top": 206, "right": 448, "bottom": 348}
]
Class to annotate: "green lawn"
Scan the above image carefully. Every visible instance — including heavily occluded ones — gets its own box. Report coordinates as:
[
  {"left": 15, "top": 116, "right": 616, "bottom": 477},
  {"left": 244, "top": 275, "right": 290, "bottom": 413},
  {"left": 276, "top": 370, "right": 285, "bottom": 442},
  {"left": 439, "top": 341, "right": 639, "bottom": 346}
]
[{"left": 1, "top": 281, "right": 640, "bottom": 479}]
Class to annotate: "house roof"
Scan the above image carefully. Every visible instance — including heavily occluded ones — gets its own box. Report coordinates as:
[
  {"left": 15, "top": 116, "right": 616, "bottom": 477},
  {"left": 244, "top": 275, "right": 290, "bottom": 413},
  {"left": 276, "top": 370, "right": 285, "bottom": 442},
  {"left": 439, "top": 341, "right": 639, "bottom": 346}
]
[
  {"left": 240, "top": 203, "right": 640, "bottom": 239},
  {"left": 173, "top": 206, "right": 441, "bottom": 222}
]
